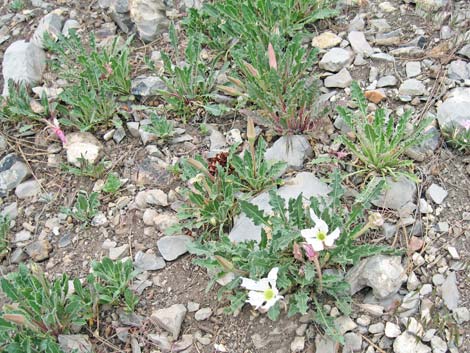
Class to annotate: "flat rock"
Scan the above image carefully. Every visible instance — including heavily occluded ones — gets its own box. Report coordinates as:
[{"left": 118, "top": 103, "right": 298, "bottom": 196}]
[
  {"left": 15, "top": 179, "right": 41, "bottom": 199},
  {"left": 441, "top": 271, "right": 459, "bottom": 310},
  {"left": 406, "top": 62, "right": 421, "bottom": 78},
  {"left": 134, "top": 250, "right": 165, "bottom": 271},
  {"left": 319, "top": 47, "right": 353, "bottom": 72},
  {"left": 448, "top": 60, "right": 470, "bottom": 81},
  {"left": 399, "top": 79, "right": 426, "bottom": 96},
  {"left": 426, "top": 183, "right": 448, "bottom": 204},
  {"left": 348, "top": 31, "right": 373, "bottom": 57},
  {"left": 131, "top": 75, "right": 166, "bottom": 96},
  {"left": 129, "top": 0, "right": 169, "bottom": 42},
  {"left": 151, "top": 304, "right": 187, "bottom": 338},
  {"left": 2, "top": 40, "right": 46, "bottom": 96},
  {"left": 109, "top": 244, "right": 129, "bottom": 260},
  {"left": 377, "top": 75, "right": 397, "bottom": 87},
  {"left": 346, "top": 255, "right": 406, "bottom": 299},
  {"left": 311, "top": 32, "right": 341, "bottom": 49},
  {"left": 372, "top": 176, "right": 416, "bottom": 211},
  {"left": 437, "top": 87, "right": 470, "bottom": 129},
  {"left": 314, "top": 335, "right": 337, "bottom": 353},
  {"left": 157, "top": 235, "right": 192, "bottom": 261},
  {"left": 194, "top": 307, "right": 212, "bottom": 321},
  {"left": 375, "top": 29, "right": 402, "bottom": 46},
  {"left": 25, "top": 239, "right": 52, "bottom": 262},
  {"left": 264, "top": 135, "right": 312, "bottom": 169},
  {"left": 65, "top": 132, "right": 103, "bottom": 167},
  {"left": 31, "top": 12, "right": 64, "bottom": 48},
  {"left": 393, "top": 332, "right": 431, "bottom": 353},
  {"left": 343, "top": 332, "right": 362, "bottom": 352},
  {"left": 458, "top": 44, "right": 470, "bottom": 59},
  {"left": 229, "top": 172, "right": 330, "bottom": 243},
  {"left": 0, "top": 154, "right": 31, "bottom": 197},
  {"left": 385, "top": 322, "right": 401, "bottom": 338},
  {"left": 135, "top": 189, "right": 168, "bottom": 208},
  {"left": 58, "top": 335, "right": 93, "bottom": 353},
  {"left": 324, "top": 68, "right": 352, "bottom": 88}
]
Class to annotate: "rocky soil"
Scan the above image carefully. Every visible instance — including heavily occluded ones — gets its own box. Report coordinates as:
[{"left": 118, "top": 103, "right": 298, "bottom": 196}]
[{"left": 0, "top": 0, "right": 469, "bottom": 352}]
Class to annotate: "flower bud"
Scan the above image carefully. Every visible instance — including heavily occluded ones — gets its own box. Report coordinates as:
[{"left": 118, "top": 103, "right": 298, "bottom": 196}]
[{"left": 368, "top": 212, "right": 384, "bottom": 228}]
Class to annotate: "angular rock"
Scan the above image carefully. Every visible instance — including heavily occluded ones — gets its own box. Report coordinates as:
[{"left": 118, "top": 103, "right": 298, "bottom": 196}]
[
  {"left": 319, "top": 48, "right": 353, "bottom": 72},
  {"left": 437, "top": 87, "right": 470, "bottom": 129},
  {"left": 315, "top": 335, "right": 337, "bottom": 353},
  {"left": 290, "top": 336, "right": 305, "bottom": 352},
  {"left": 375, "top": 29, "right": 402, "bottom": 46},
  {"left": 157, "top": 235, "right": 192, "bottom": 261},
  {"left": 2, "top": 40, "right": 46, "bottom": 96},
  {"left": 15, "top": 179, "right": 41, "bottom": 199},
  {"left": 426, "top": 183, "right": 448, "bottom": 205},
  {"left": 399, "top": 79, "right": 426, "bottom": 96},
  {"left": 194, "top": 307, "right": 212, "bottom": 321},
  {"left": 441, "top": 272, "right": 459, "bottom": 310},
  {"left": 65, "top": 132, "right": 103, "bottom": 167},
  {"left": 430, "top": 336, "right": 446, "bottom": 353},
  {"left": 135, "top": 189, "right": 168, "bottom": 208},
  {"left": 311, "top": 32, "right": 341, "bottom": 49},
  {"left": 25, "top": 239, "right": 52, "bottom": 262},
  {"left": 129, "top": 0, "right": 169, "bottom": 42},
  {"left": 344, "top": 332, "right": 362, "bottom": 352},
  {"left": 58, "top": 335, "right": 93, "bottom": 353},
  {"left": 447, "top": 60, "right": 470, "bottom": 81},
  {"left": 393, "top": 332, "right": 431, "bottom": 353},
  {"left": 372, "top": 176, "right": 416, "bottom": 211},
  {"left": 229, "top": 172, "right": 330, "bottom": 243},
  {"left": 324, "top": 68, "right": 352, "bottom": 88},
  {"left": 346, "top": 255, "right": 406, "bottom": 299},
  {"left": 31, "top": 12, "right": 64, "bottom": 48},
  {"left": 264, "top": 135, "right": 312, "bottom": 169},
  {"left": 62, "top": 19, "right": 80, "bottom": 37},
  {"left": 458, "top": 44, "right": 470, "bottom": 59},
  {"left": 131, "top": 75, "right": 166, "bottom": 96},
  {"left": 377, "top": 75, "right": 397, "bottom": 87},
  {"left": 109, "top": 244, "right": 129, "bottom": 260},
  {"left": 406, "top": 62, "right": 421, "bottom": 78},
  {"left": 153, "top": 212, "right": 178, "bottom": 233},
  {"left": 385, "top": 322, "right": 401, "bottom": 338},
  {"left": 151, "top": 304, "right": 187, "bottom": 338},
  {"left": 405, "top": 126, "right": 439, "bottom": 162},
  {"left": 348, "top": 31, "right": 373, "bottom": 57},
  {"left": 0, "top": 154, "right": 31, "bottom": 197},
  {"left": 134, "top": 250, "right": 166, "bottom": 271}
]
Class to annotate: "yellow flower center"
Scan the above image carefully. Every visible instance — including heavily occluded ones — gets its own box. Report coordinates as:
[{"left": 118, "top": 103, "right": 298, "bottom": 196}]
[
  {"left": 263, "top": 288, "right": 275, "bottom": 301},
  {"left": 317, "top": 231, "right": 327, "bottom": 241}
]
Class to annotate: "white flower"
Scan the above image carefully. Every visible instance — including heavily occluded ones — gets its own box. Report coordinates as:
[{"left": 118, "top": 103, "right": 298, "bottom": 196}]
[
  {"left": 300, "top": 209, "right": 340, "bottom": 251},
  {"left": 240, "top": 267, "right": 283, "bottom": 312}
]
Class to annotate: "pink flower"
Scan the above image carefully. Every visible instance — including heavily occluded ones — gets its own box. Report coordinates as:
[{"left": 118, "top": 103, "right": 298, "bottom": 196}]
[
  {"left": 293, "top": 242, "right": 303, "bottom": 261},
  {"left": 45, "top": 118, "right": 67, "bottom": 145},
  {"left": 302, "top": 243, "right": 317, "bottom": 262},
  {"left": 461, "top": 120, "right": 470, "bottom": 131}
]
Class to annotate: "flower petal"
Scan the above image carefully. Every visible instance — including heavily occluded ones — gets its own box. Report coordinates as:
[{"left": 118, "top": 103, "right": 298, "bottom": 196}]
[
  {"left": 267, "top": 267, "right": 279, "bottom": 282},
  {"left": 315, "top": 219, "right": 329, "bottom": 234},
  {"left": 246, "top": 291, "right": 266, "bottom": 310},
  {"left": 259, "top": 294, "right": 283, "bottom": 312},
  {"left": 241, "top": 278, "right": 269, "bottom": 292},
  {"left": 309, "top": 238, "right": 324, "bottom": 252},
  {"left": 325, "top": 228, "right": 340, "bottom": 247},
  {"left": 301, "top": 228, "right": 315, "bottom": 240},
  {"left": 309, "top": 208, "right": 320, "bottom": 223}
]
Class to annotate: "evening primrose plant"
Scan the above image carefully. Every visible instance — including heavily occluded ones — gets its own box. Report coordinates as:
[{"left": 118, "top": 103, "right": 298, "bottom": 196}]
[{"left": 189, "top": 172, "right": 399, "bottom": 342}]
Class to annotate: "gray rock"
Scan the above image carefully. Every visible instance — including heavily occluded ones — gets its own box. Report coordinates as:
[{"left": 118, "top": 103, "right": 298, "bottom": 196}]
[
  {"left": 290, "top": 336, "right": 305, "bottom": 352},
  {"left": 209, "top": 127, "right": 227, "bottom": 153},
  {"left": 441, "top": 272, "right": 459, "bottom": 310},
  {"left": 406, "top": 62, "right": 421, "bottom": 78},
  {"left": 194, "top": 307, "right": 212, "bottom": 321},
  {"left": 151, "top": 304, "right": 187, "bottom": 338},
  {"left": 370, "top": 52, "right": 395, "bottom": 62},
  {"left": 2, "top": 40, "right": 46, "bottom": 96},
  {"left": 31, "top": 12, "right": 64, "bottom": 48},
  {"left": 372, "top": 176, "right": 416, "bottom": 211},
  {"left": 134, "top": 250, "right": 166, "bottom": 271},
  {"left": 348, "top": 31, "right": 373, "bottom": 57},
  {"left": 119, "top": 310, "right": 144, "bottom": 327},
  {"left": 349, "top": 14, "right": 365, "bottom": 31},
  {"left": 393, "top": 332, "right": 431, "bottom": 353},
  {"left": 430, "top": 336, "right": 447, "bottom": 353},
  {"left": 129, "top": 0, "right": 169, "bottom": 42},
  {"left": 135, "top": 189, "right": 168, "bottom": 208},
  {"left": 131, "top": 76, "right": 166, "bottom": 96},
  {"left": 437, "top": 87, "right": 470, "bottom": 129},
  {"left": 319, "top": 48, "right": 353, "bottom": 72},
  {"left": 109, "top": 244, "right": 129, "bottom": 260},
  {"left": 324, "top": 68, "right": 352, "bottom": 88},
  {"left": 377, "top": 75, "right": 397, "bottom": 87},
  {"left": 405, "top": 126, "right": 440, "bottom": 162},
  {"left": 187, "top": 302, "right": 200, "bottom": 312},
  {"left": 344, "top": 332, "right": 362, "bottom": 352},
  {"left": 399, "top": 79, "right": 426, "bottom": 96},
  {"left": 369, "top": 322, "right": 385, "bottom": 334},
  {"left": 335, "top": 316, "right": 357, "bottom": 334},
  {"left": 14, "top": 230, "right": 31, "bottom": 243},
  {"left": 458, "top": 44, "right": 470, "bottom": 59},
  {"left": 157, "top": 235, "right": 192, "bottom": 261},
  {"left": 25, "top": 239, "right": 52, "bottom": 262},
  {"left": 447, "top": 60, "right": 470, "bottom": 81},
  {"left": 426, "top": 183, "right": 448, "bottom": 204},
  {"left": 113, "top": 127, "right": 126, "bottom": 144},
  {"left": 112, "top": 0, "right": 129, "bottom": 13},
  {"left": 375, "top": 30, "right": 402, "bottom": 46},
  {"left": 314, "top": 335, "right": 337, "bottom": 353},
  {"left": 346, "top": 255, "right": 406, "bottom": 299},
  {"left": 10, "top": 248, "right": 27, "bottom": 264},
  {"left": 370, "top": 19, "right": 391, "bottom": 32},
  {"left": 1, "top": 202, "right": 18, "bottom": 219},
  {"left": 264, "top": 135, "right": 312, "bottom": 169},
  {"left": 62, "top": 19, "right": 80, "bottom": 37},
  {"left": 127, "top": 122, "right": 140, "bottom": 137},
  {"left": 147, "top": 333, "right": 171, "bottom": 351},
  {"left": 15, "top": 179, "right": 41, "bottom": 199},
  {"left": 65, "top": 132, "right": 103, "bottom": 167},
  {"left": 91, "top": 212, "right": 108, "bottom": 227},
  {"left": 58, "top": 335, "right": 93, "bottom": 353},
  {"left": 153, "top": 212, "right": 178, "bottom": 233},
  {"left": 0, "top": 135, "right": 7, "bottom": 154},
  {"left": 0, "top": 154, "right": 31, "bottom": 196},
  {"left": 453, "top": 307, "right": 470, "bottom": 324},
  {"left": 229, "top": 172, "right": 330, "bottom": 243},
  {"left": 385, "top": 322, "right": 401, "bottom": 338}
]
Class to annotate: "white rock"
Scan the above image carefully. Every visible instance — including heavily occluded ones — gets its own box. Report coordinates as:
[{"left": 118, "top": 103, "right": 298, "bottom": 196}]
[
  {"left": 385, "top": 322, "right": 401, "bottom": 338},
  {"left": 129, "top": 0, "right": 169, "bottom": 42},
  {"left": 194, "top": 307, "right": 212, "bottom": 321},
  {"left": 2, "top": 41, "right": 46, "bottom": 96},
  {"left": 264, "top": 135, "right": 312, "bottom": 169},
  {"left": 15, "top": 179, "right": 41, "bottom": 199},
  {"left": 157, "top": 235, "right": 192, "bottom": 261},
  {"left": 324, "top": 68, "right": 352, "bottom": 88},
  {"left": 319, "top": 48, "right": 353, "bottom": 72},
  {"left": 437, "top": 87, "right": 470, "bottom": 129},
  {"left": 143, "top": 208, "right": 158, "bottom": 226},
  {"left": 393, "top": 332, "right": 431, "bottom": 353},
  {"left": 430, "top": 336, "right": 447, "bottom": 353},
  {"left": 31, "top": 12, "right": 64, "bottom": 48},
  {"left": 290, "top": 336, "right": 305, "bottom": 352},
  {"left": 406, "top": 62, "right": 422, "bottom": 78},
  {"left": 441, "top": 272, "right": 459, "bottom": 310},
  {"left": 426, "top": 184, "right": 448, "bottom": 205},
  {"left": 151, "top": 304, "right": 187, "bottom": 338},
  {"left": 348, "top": 31, "right": 373, "bottom": 57},
  {"left": 311, "top": 32, "right": 342, "bottom": 49},
  {"left": 419, "top": 198, "right": 433, "bottom": 214},
  {"left": 109, "top": 244, "right": 129, "bottom": 260},
  {"left": 447, "top": 246, "right": 459, "bottom": 260},
  {"left": 399, "top": 79, "right": 427, "bottom": 96},
  {"left": 369, "top": 322, "right": 384, "bottom": 334},
  {"left": 65, "top": 132, "right": 103, "bottom": 167},
  {"left": 372, "top": 176, "right": 416, "bottom": 211},
  {"left": 62, "top": 19, "right": 80, "bottom": 37}
]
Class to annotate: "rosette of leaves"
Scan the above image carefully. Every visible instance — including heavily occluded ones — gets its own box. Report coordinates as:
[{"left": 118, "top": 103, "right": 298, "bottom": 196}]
[{"left": 189, "top": 172, "right": 400, "bottom": 342}]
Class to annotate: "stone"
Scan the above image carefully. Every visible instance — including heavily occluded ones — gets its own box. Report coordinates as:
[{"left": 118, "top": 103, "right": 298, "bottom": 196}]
[
  {"left": 58, "top": 335, "right": 93, "bottom": 353},
  {"left": 14, "top": 230, "right": 32, "bottom": 243},
  {"left": 453, "top": 307, "right": 470, "bottom": 324},
  {"left": 172, "top": 335, "right": 193, "bottom": 351},
  {"left": 315, "top": 335, "right": 337, "bottom": 353},
  {"left": 153, "top": 213, "right": 178, "bottom": 233},
  {"left": 335, "top": 316, "right": 357, "bottom": 334},
  {"left": 143, "top": 209, "right": 158, "bottom": 226},
  {"left": 0, "top": 135, "right": 7, "bottom": 153},
  {"left": 365, "top": 89, "right": 386, "bottom": 103},
  {"left": 426, "top": 184, "right": 448, "bottom": 204},
  {"left": 377, "top": 75, "right": 397, "bottom": 87},
  {"left": 31, "top": 12, "right": 64, "bottom": 48},
  {"left": 348, "top": 31, "right": 373, "bottom": 57},
  {"left": 25, "top": 239, "right": 52, "bottom": 262},
  {"left": 370, "top": 52, "right": 395, "bottom": 62},
  {"left": 157, "top": 235, "right": 192, "bottom": 261},
  {"left": 437, "top": 87, "right": 470, "bottom": 129},
  {"left": 109, "top": 244, "right": 129, "bottom": 260},
  {"left": 290, "top": 336, "right": 305, "bottom": 352},
  {"left": 264, "top": 135, "right": 312, "bottom": 169},
  {"left": 346, "top": 255, "right": 406, "bottom": 299},
  {"left": 62, "top": 19, "right": 80, "bottom": 37},
  {"left": 112, "top": 0, "right": 129, "bottom": 13},
  {"left": 135, "top": 189, "right": 168, "bottom": 208},
  {"left": 441, "top": 272, "right": 459, "bottom": 310},
  {"left": 1, "top": 202, "right": 18, "bottom": 219},
  {"left": 385, "top": 322, "right": 401, "bottom": 338},
  {"left": 209, "top": 128, "right": 227, "bottom": 153},
  {"left": 194, "top": 307, "right": 212, "bottom": 321},
  {"left": 458, "top": 44, "right": 470, "bottom": 59},
  {"left": 131, "top": 76, "right": 166, "bottom": 96},
  {"left": 319, "top": 48, "right": 353, "bottom": 72},
  {"left": 448, "top": 60, "right": 470, "bottom": 81},
  {"left": 151, "top": 304, "right": 187, "bottom": 338},
  {"left": 447, "top": 246, "right": 459, "bottom": 260},
  {"left": 324, "top": 68, "right": 352, "bottom": 88},
  {"left": 393, "top": 332, "right": 431, "bottom": 353},
  {"left": 405, "top": 126, "right": 440, "bottom": 162},
  {"left": 65, "top": 132, "right": 103, "bottom": 167},
  {"left": 375, "top": 30, "right": 402, "bottom": 46},
  {"left": 91, "top": 213, "right": 108, "bottom": 227},
  {"left": 229, "top": 172, "right": 330, "bottom": 243},
  {"left": 372, "top": 176, "right": 416, "bottom": 211},
  {"left": 0, "top": 154, "right": 31, "bottom": 197},
  {"left": 349, "top": 15, "right": 365, "bottom": 32},
  {"left": 430, "top": 336, "right": 447, "bottom": 353},
  {"left": 113, "top": 127, "right": 126, "bottom": 144},
  {"left": 134, "top": 250, "right": 165, "bottom": 271},
  {"left": 344, "top": 332, "right": 362, "bottom": 352},
  {"left": 419, "top": 284, "right": 432, "bottom": 296},
  {"left": 369, "top": 322, "right": 385, "bottom": 334},
  {"left": 399, "top": 79, "right": 426, "bottom": 96},
  {"left": 406, "top": 62, "right": 422, "bottom": 78},
  {"left": 311, "top": 32, "right": 341, "bottom": 49},
  {"left": 418, "top": 199, "right": 433, "bottom": 214},
  {"left": 370, "top": 19, "right": 391, "bottom": 32},
  {"left": 147, "top": 333, "right": 171, "bottom": 351},
  {"left": 2, "top": 40, "right": 46, "bottom": 96},
  {"left": 129, "top": 0, "right": 169, "bottom": 42},
  {"left": 226, "top": 128, "right": 242, "bottom": 145},
  {"left": 407, "top": 272, "right": 421, "bottom": 291}
]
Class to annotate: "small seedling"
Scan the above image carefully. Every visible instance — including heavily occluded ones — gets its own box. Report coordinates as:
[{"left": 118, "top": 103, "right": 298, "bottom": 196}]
[
  {"left": 144, "top": 113, "right": 175, "bottom": 142},
  {"left": 442, "top": 121, "right": 470, "bottom": 152},
  {"left": 61, "top": 157, "right": 107, "bottom": 179},
  {"left": 9, "top": 0, "right": 24, "bottom": 12},
  {"left": 61, "top": 191, "right": 100, "bottom": 226},
  {"left": 102, "top": 173, "right": 122, "bottom": 194}
]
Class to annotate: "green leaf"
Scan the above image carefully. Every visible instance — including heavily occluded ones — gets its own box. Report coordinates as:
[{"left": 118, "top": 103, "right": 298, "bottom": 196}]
[
  {"left": 267, "top": 301, "right": 281, "bottom": 321},
  {"left": 240, "top": 201, "right": 268, "bottom": 226}
]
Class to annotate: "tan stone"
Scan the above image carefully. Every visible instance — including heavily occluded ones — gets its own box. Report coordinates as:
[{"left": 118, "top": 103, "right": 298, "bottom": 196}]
[{"left": 311, "top": 32, "right": 342, "bottom": 49}]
